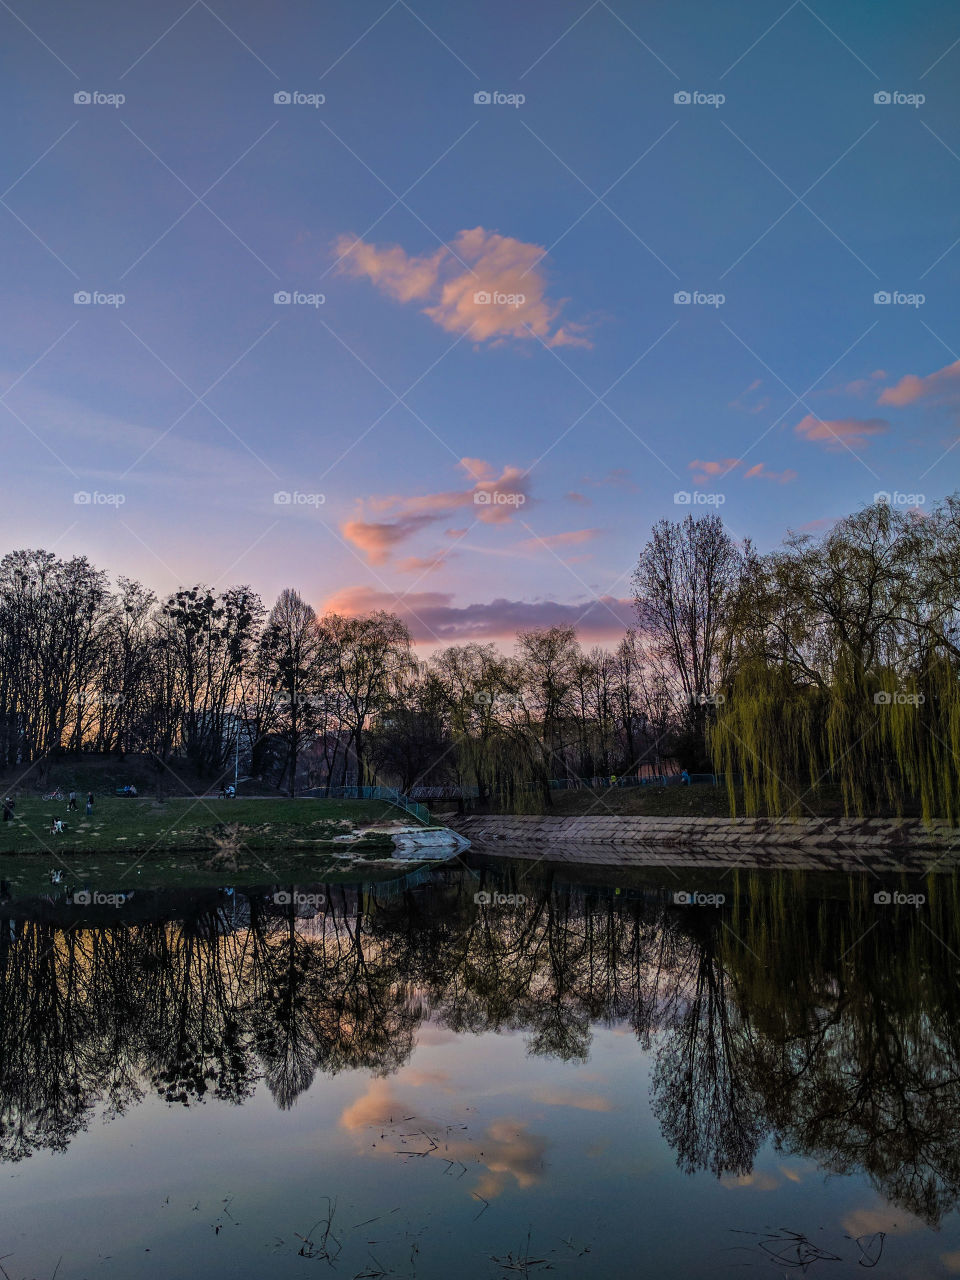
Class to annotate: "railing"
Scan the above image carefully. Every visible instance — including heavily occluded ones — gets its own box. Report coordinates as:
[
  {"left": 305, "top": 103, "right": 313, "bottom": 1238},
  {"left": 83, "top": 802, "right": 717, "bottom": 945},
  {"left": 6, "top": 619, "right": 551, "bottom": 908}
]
[
  {"left": 319, "top": 784, "right": 431, "bottom": 825},
  {"left": 408, "top": 774, "right": 731, "bottom": 800}
]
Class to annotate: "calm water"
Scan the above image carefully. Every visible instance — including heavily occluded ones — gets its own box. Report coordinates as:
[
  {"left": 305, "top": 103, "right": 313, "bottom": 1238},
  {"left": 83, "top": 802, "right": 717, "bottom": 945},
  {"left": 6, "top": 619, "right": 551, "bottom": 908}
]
[{"left": 1, "top": 858, "right": 958, "bottom": 1279}]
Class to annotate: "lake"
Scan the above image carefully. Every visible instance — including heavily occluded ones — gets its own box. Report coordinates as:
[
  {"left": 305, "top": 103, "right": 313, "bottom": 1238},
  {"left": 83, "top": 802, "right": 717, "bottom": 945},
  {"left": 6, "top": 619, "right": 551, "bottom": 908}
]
[{"left": 1, "top": 856, "right": 957, "bottom": 1278}]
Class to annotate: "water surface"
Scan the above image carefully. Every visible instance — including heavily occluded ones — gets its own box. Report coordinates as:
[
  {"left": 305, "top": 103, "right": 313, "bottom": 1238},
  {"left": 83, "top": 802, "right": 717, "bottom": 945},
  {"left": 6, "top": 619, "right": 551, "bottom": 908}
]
[{"left": 1, "top": 857, "right": 957, "bottom": 1278}]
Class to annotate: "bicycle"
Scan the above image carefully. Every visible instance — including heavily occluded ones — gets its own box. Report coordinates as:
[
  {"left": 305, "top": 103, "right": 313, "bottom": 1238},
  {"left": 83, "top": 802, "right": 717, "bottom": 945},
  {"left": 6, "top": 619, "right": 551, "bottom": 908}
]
[{"left": 42, "top": 787, "right": 64, "bottom": 802}]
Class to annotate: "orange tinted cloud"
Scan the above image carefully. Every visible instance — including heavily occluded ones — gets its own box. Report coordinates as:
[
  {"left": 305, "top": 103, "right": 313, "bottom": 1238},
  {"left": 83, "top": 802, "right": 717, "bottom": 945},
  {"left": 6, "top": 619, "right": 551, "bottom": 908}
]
[
  {"left": 531, "top": 1087, "right": 613, "bottom": 1111},
  {"left": 879, "top": 358, "right": 960, "bottom": 407},
  {"left": 334, "top": 226, "right": 589, "bottom": 347},
  {"left": 689, "top": 457, "right": 740, "bottom": 484},
  {"left": 794, "top": 414, "right": 889, "bottom": 448},
  {"left": 743, "top": 463, "right": 798, "bottom": 483},
  {"left": 342, "top": 459, "right": 532, "bottom": 562},
  {"left": 320, "top": 585, "right": 635, "bottom": 642}
]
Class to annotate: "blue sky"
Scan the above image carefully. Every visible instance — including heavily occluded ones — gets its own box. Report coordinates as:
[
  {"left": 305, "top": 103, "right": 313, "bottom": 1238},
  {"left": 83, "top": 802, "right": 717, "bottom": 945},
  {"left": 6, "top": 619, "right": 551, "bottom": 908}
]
[{"left": 2, "top": 0, "right": 960, "bottom": 643}]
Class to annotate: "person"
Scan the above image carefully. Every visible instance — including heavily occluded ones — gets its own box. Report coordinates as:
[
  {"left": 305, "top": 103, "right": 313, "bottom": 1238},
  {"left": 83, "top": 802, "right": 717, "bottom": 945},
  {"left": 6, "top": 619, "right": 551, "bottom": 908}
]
[
  {"left": 681, "top": 769, "right": 691, "bottom": 786},
  {"left": 68, "top": 790, "right": 77, "bottom": 811},
  {"left": 86, "top": 792, "right": 94, "bottom": 817},
  {"left": 129, "top": 784, "right": 137, "bottom": 797},
  {"left": 2, "top": 797, "right": 11, "bottom": 822}
]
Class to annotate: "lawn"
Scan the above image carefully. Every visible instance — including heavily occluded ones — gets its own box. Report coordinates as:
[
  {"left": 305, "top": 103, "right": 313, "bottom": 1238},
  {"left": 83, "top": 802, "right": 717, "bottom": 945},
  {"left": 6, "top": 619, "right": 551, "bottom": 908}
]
[{"left": 0, "top": 795, "right": 411, "bottom": 857}]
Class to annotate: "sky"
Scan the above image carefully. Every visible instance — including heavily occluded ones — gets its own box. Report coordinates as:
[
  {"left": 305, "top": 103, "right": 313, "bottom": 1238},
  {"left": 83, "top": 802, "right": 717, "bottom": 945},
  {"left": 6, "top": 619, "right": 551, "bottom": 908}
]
[{"left": 2, "top": 0, "right": 960, "bottom": 647}]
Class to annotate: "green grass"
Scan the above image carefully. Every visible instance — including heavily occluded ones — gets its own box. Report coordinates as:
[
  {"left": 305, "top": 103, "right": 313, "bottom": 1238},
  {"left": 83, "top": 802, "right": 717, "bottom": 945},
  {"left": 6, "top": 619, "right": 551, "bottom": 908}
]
[{"left": 0, "top": 795, "right": 410, "bottom": 856}]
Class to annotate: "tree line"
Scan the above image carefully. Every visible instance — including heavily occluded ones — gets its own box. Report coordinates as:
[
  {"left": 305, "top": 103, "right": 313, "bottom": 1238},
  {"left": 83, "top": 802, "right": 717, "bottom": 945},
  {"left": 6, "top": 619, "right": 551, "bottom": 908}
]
[{"left": 2, "top": 493, "right": 958, "bottom": 813}]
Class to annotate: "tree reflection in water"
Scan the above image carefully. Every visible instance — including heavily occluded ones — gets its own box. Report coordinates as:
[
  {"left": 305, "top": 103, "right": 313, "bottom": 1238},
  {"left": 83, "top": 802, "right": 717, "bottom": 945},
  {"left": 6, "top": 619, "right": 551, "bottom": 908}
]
[{"left": 0, "top": 866, "right": 957, "bottom": 1226}]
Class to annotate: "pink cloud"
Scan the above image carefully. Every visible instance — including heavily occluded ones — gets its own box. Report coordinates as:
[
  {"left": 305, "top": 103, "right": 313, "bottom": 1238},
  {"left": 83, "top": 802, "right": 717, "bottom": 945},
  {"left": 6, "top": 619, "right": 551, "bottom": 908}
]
[
  {"left": 879, "top": 359, "right": 960, "bottom": 407},
  {"left": 320, "top": 586, "right": 635, "bottom": 642},
  {"left": 743, "top": 463, "right": 798, "bottom": 483},
  {"left": 794, "top": 414, "right": 889, "bottom": 448},
  {"left": 565, "top": 491, "right": 590, "bottom": 505},
  {"left": 842, "top": 369, "right": 887, "bottom": 397},
  {"left": 689, "top": 458, "right": 740, "bottom": 485},
  {"left": 334, "top": 226, "right": 589, "bottom": 348},
  {"left": 342, "top": 459, "right": 532, "bottom": 563}
]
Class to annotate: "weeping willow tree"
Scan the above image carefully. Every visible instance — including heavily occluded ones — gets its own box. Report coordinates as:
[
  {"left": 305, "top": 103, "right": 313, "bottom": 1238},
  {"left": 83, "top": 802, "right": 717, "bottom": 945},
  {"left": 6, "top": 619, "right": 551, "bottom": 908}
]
[{"left": 709, "top": 497, "right": 960, "bottom": 823}]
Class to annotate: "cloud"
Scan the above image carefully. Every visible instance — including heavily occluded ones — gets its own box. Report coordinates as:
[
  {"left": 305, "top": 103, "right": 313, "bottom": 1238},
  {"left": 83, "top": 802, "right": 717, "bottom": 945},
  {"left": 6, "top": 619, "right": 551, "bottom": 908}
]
[
  {"left": 335, "top": 226, "right": 589, "bottom": 347},
  {"left": 565, "top": 491, "right": 590, "bottom": 505},
  {"left": 742, "top": 463, "right": 798, "bottom": 483},
  {"left": 340, "top": 1078, "right": 407, "bottom": 1131},
  {"left": 842, "top": 370, "right": 887, "bottom": 397},
  {"left": 794, "top": 414, "right": 889, "bottom": 448},
  {"left": 518, "top": 528, "right": 600, "bottom": 551},
  {"left": 689, "top": 459, "right": 796, "bottom": 485},
  {"left": 879, "top": 359, "right": 960, "bottom": 407},
  {"left": 321, "top": 585, "right": 635, "bottom": 642},
  {"left": 396, "top": 553, "right": 450, "bottom": 573},
  {"left": 689, "top": 458, "right": 740, "bottom": 484},
  {"left": 342, "top": 459, "right": 532, "bottom": 563},
  {"left": 341, "top": 515, "right": 437, "bottom": 565},
  {"left": 841, "top": 1207, "right": 925, "bottom": 1238},
  {"left": 728, "top": 378, "right": 771, "bottom": 413}
]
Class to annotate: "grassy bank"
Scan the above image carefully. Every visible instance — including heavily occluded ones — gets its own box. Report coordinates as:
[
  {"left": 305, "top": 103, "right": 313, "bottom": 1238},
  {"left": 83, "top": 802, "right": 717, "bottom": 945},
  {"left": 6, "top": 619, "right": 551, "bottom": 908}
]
[{"left": 0, "top": 795, "right": 408, "bottom": 857}]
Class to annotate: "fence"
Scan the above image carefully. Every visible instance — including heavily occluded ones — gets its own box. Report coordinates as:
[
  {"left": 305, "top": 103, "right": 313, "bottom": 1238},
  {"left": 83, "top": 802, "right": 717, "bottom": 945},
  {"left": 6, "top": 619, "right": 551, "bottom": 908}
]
[
  {"left": 319, "top": 784, "right": 431, "bottom": 824},
  {"left": 408, "top": 773, "right": 735, "bottom": 801}
]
